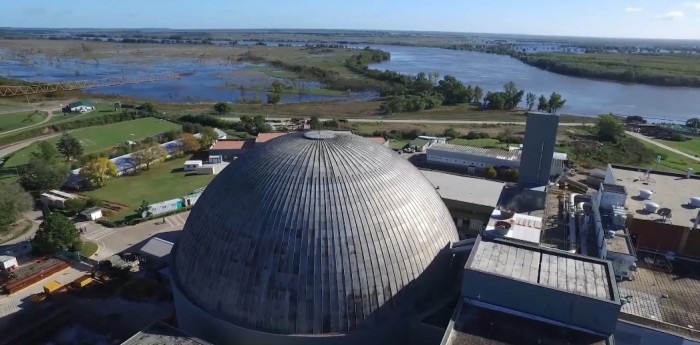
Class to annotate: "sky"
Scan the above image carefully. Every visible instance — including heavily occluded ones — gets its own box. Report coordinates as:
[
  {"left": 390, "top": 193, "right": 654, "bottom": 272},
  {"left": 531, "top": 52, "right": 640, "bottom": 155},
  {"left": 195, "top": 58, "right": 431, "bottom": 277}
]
[{"left": 2, "top": 0, "right": 700, "bottom": 40}]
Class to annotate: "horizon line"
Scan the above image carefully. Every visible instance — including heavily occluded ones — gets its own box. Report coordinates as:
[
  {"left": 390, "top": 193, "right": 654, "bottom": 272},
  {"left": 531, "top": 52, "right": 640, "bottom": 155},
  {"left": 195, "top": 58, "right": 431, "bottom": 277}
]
[{"left": 1, "top": 26, "right": 699, "bottom": 42}]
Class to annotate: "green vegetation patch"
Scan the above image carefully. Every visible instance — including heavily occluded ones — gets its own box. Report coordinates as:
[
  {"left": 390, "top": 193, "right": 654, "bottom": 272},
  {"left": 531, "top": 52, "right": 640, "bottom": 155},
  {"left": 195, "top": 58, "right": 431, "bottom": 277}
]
[
  {"left": 640, "top": 142, "right": 700, "bottom": 173},
  {"left": 3, "top": 117, "right": 179, "bottom": 168},
  {"left": 448, "top": 138, "right": 503, "bottom": 149},
  {"left": 78, "top": 241, "right": 99, "bottom": 257},
  {"left": 653, "top": 137, "right": 700, "bottom": 158},
  {"left": 519, "top": 53, "right": 700, "bottom": 87},
  {"left": 83, "top": 157, "right": 216, "bottom": 221},
  {"left": 0, "top": 111, "right": 48, "bottom": 133}
]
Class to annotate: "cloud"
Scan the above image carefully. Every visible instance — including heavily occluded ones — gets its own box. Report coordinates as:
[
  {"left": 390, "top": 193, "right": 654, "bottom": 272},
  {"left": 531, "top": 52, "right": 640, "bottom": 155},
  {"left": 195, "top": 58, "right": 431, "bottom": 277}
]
[
  {"left": 658, "top": 11, "right": 685, "bottom": 20},
  {"left": 625, "top": 7, "right": 644, "bottom": 13},
  {"left": 684, "top": 2, "right": 700, "bottom": 10}
]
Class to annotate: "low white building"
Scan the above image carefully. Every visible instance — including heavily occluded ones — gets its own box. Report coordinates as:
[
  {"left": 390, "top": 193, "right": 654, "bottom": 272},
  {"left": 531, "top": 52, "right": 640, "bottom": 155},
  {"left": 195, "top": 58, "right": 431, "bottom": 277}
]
[
  {"left": 196, "top": 162, "right": 229, "bottom": 175},
  {"left": 183, "top": 160, "right": 203, "bottom": 171},
  {"left": 426, "top": 144, "right": 568, "bottom": 176},
  {"left": 40, "top": 190, "right": 78, "bottom": 209},
  {"left": 80, "top": 207, "right": 103, "bottom": 221},
  {"left": 0, "top": 255, "right": 18, "bottom": 271},
  {"left": 66, "top": 100, "right": 95, "bottom": 113}
]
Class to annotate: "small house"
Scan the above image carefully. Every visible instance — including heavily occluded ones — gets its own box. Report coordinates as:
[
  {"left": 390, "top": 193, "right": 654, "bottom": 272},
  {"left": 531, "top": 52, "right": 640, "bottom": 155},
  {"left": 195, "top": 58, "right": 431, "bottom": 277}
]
[
  {"left": 208, "top": 155, "right": 223, "bottom": 164},
  {"left": 80, "top": 207, "right": 103, "bottom": 221},
  {"left": 65, "top": 100, "right": 95, "bottom": 113},
  {"left": 208, "top": 140, "right": 254, "bottom": 161},
  {"left": 183, "top": 160, "right": 203, "bottom": 171},
  {"left": 0, "top": 256, "right": 18, "bottom": 271},
  {"left": 409, "top": 138, "right": 431, "bottom": 152}
]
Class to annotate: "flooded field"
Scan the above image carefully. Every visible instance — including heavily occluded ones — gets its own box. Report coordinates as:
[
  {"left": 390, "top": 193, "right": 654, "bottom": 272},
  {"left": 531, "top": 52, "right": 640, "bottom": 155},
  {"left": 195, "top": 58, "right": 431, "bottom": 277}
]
[{"left": 0, "top": 45, "right": 375, "bottom": 104}]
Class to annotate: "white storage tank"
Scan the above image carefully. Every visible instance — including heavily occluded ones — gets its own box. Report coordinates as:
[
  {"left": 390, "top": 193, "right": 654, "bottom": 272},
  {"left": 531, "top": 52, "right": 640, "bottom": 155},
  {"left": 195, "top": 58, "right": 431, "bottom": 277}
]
[
  {"left": 639, "top": 189, "right": 653, "bottom": 200},
  {"left": 691, "top": 197, "right": 700, "bottom": 208},
  {"left": 645, "top": 201, "right": 660, "bottom": 213}
]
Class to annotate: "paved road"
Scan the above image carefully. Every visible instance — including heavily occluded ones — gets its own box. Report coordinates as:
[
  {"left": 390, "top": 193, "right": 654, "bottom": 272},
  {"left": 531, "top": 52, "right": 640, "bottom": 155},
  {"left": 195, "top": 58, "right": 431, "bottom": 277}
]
[
  {"left": 79, "top": 211, "right": 190, "bottom": 260},
  {"left": 626, "top": 131, "right": 700, "bottom": 163},
  {"left": 220, "top": 116, "right": 592, "bottom": 126},
  {"left": 0, "top": 132, "right": 63, "bottom": 159}
]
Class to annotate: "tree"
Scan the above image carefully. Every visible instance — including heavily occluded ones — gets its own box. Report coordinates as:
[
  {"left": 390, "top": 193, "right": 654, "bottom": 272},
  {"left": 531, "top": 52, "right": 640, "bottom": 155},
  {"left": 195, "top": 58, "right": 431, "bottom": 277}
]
[
  {"left": 136, "top": 200, "right": 152, "bottom": 218},
  {"left": 465, "top": 85, "right": 474, "bottom": 103},
  {"left": 213, "top": 102, "right": 232, "bottom": 114},
  {"left": 178, "top": 133, "right": 202, "bottom": 153},
  {"left": 0, "top": 183, "right": 33, "bottom": 229},
  {"left": 547, "top": 92, "right": 566, "bottom": 114},
  {"left": 81, "top": 156, "right": 118, "bottom": 188},
  {"left": 526, "top": 92, "right": 536, "bottom": 112},
  {"left": 502, "top": 81, "right": 524, "bottom": 109},
  {"left": 596, "top": 114, "right": 624, "bottom": 142},
  {"left": 443, "top": 128, "right": 459, "bottom": 139},
  {"left": 20, "top": 141, "right": 70, "bottom": 192},
  {"left": 267, "top": 81, "right": 284, "bottom": 108},
  {"left": 310, "top": 116, "right": 321, "bottom": 130},
  {"left": 500, "top": 128, "right": 514, "bottom": 149},
  {"left": 436, "top": 75, "right": 468, "bottom": 105},
  {"left": 485, "top": 166, "right": 497, "bottom": 179},
  {"left": 473, "top": 86, "right": 484, "bottom": 106},
  {"left": 64, "top": 198, "right": 88, "bottom": 215},
  {"left": 537, "top": 94, "right": 548, "bottom": 112},
  {"left": 139, "top": 102, "right": 156, "bottom": 114},
  {"left": 132, "top": 145, "right": 167, "bottom": 171},
  {"left": 625, "top": 115, "right": 647, "bottom": 125},
  {"left": 32, "top": 213, "right": 80, "bottom": 254},
  {"left": 687, "top": 118, "right": 700, "bottom": 130},
  {"left": 56, "top": 134, "right": 84, "bottom": 161},
  {"left": 199, "top": 127, "right": 219, "bottom": 148}
]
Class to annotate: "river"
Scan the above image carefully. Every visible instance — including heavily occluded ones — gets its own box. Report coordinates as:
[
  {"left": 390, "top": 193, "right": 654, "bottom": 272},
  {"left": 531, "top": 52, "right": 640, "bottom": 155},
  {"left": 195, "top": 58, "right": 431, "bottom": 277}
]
[{"left": 368, "top": 45, "right": 699, "bottom": 122}]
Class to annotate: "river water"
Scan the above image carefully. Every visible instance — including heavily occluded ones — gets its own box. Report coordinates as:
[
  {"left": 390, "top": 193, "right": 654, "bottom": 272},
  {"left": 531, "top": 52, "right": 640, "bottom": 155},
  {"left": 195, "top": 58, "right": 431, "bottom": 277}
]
[{"left": 368, "top": 45, "right": 699, "bottom": 122}]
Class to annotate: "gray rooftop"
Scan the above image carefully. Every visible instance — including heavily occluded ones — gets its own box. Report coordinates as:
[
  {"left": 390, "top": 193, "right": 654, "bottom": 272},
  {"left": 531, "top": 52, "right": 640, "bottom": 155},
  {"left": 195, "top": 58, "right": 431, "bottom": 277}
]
[
  {"left": 120, "top": 321, "right": 211, "bottom": 345},
  {"left": 429, "top": 143, "right": 521, "bottom": 161},
  {"left": 442, "top": 301, "right": 611, "bottom": 345},
  {"left": 610, "top": 167, "right": 700, "bottom": 227},
  {"left": 421, "top": 170, "right": 505, "bottom": 207},
  {"left": 468, "top": 239, "right": 614, "bottom": 301},
  {"left": 139, "top": 237, "right": 174, "bottom": 259}
]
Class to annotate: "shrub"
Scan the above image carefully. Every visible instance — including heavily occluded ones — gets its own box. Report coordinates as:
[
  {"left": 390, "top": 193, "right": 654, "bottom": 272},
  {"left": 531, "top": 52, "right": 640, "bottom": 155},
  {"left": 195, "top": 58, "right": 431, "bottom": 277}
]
[
  {"left": 668, "top": 133, "right": 689, "bottom": 142},
  {"left": 485, "top": 166, "right": 497, "bottom": 179},
  {"left": 64, "top": 198, "right": 88, "bottom": 215}
]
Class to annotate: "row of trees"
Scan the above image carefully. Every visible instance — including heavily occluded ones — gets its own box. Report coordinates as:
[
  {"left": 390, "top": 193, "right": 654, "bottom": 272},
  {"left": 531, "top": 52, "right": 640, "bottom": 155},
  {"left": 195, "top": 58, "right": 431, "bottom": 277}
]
[{"left": 180, "top": 114, "right": 273, "bottom": 135}]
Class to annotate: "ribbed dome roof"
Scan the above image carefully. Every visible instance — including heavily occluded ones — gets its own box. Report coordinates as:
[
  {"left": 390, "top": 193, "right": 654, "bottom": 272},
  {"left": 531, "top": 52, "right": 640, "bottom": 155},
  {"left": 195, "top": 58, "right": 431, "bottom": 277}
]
[{"left": 173, "top": 131, "right": 458, "bottom": 335}]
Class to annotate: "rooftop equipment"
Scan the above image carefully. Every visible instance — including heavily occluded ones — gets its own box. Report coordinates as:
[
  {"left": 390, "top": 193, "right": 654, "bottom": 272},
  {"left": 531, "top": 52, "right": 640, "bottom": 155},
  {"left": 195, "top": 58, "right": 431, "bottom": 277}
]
[
  {"left": 639, "top": 189, "right": 653, "bottom": 200},
  {"left": 644, "top": 201, "right": 660, "bottom": 213},
  {"left": 690, "top": 197, "right": 700, "bottom": 208}
]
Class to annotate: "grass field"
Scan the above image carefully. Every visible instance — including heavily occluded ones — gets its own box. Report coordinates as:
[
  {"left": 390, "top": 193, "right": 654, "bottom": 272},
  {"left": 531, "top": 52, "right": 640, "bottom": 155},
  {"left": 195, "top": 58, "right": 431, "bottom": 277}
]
[
  {"left": 78, "top": 241, "right": 99, "bottom": 257},
  {"left": 448, "top": 138, "right": 504, "bottom": 149},
  {"left": 389, "top": 139, "right": 410, "bottom": 150},
  {"left": 2, "top": 117, "right": 180, "bottom": 168},
  {"left": 641, "top": 142, "right": 700, "bottom": 173},
  {"left": 653, "top": 137, "right": 700, "bottom": 158},
  {"left": 84, "top": 157, "right": 216, "bottom": 221},
  {"left": 0, "top": 111, "right": 48, "bottom": 134}
]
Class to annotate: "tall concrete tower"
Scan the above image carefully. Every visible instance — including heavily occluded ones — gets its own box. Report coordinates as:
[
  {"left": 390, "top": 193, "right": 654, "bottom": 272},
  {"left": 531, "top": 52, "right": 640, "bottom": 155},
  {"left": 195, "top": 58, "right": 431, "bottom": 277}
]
[{"left": 518, "top": 112, "right": 560, "bottom": 188}]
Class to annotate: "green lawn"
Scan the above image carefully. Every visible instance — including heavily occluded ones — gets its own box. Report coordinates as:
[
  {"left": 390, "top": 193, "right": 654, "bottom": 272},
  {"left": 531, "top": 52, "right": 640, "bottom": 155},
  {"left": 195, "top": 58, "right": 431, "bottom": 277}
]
[
  {"left": 0, "top": 111, "right": 48, "bottom": 134},
  {"left": 448, "top": 138, "right": 504, "bottom": 149},
  {"left": 653, "top": 137, "right": 700, "bottom": 158},
  {"left": 2, "top": 117, "right": 180, "bottom": 169},
  {"left": 641, "top": 142, "right": 700, "bottom": 173},
  {"left": 389, "top": 139, "right": 410, "bottom": 150},
  {"left": 250, "top": 66, "right": 300, "bottom": 79},
  {"left": 78, "top": 241, "right": 99, "bottom": 257},
  {"left": 83, "top": 157, "right": 217, "bottom": 221}
]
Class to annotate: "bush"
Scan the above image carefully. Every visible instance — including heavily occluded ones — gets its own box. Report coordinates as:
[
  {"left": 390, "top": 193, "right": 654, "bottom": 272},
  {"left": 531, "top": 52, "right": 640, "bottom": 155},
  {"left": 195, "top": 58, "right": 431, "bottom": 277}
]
[
  {"left": 64, "top": 198, "right": 88, "bottom": 215},
  {"left": 668, "top": 133, "right": 689, "bottom": 142},
  {"left": 485, "top": 166, "right": 497, "bottom": 179},
  {"left": 86, "top": 197, "right": 103, "bottom": 208}
]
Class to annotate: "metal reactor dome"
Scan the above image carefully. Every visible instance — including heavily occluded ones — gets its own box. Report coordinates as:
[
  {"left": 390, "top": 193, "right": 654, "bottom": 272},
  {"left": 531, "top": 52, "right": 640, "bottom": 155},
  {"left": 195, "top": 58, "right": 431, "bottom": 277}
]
[{"left": 172, "top": 131, "right": 459, "bottom": 340}]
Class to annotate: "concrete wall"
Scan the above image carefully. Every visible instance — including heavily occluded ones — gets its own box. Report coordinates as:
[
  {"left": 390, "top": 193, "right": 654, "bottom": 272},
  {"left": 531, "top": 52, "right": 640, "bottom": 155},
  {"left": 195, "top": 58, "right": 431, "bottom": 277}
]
[
  {"left": 462, "top": 269, "right": 620, "bottom": 336},
  {"left": 173, "top": 281, "right": 415, "bottom": 345},
  {"left": 519, "top": 113, "right": 559, "bottom": 187}
]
